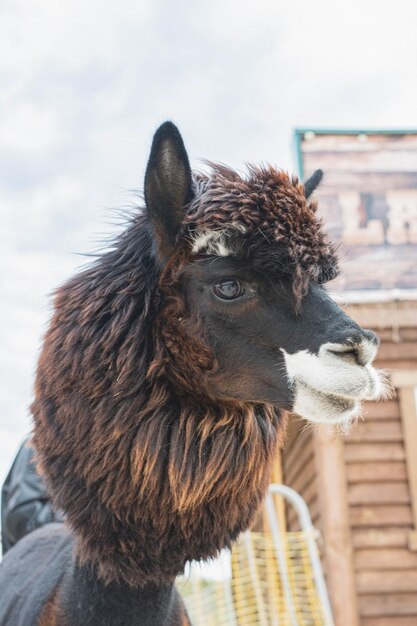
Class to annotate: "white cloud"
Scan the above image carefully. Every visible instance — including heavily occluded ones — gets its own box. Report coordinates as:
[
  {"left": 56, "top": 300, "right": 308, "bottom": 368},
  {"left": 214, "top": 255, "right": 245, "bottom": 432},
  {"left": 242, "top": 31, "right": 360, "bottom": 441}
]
[
  {"left": 2, "top": 0, "right": 417, "bottom": 485},
  {"left": 0, "top": 104, "right": 63, "bottom": 155}
]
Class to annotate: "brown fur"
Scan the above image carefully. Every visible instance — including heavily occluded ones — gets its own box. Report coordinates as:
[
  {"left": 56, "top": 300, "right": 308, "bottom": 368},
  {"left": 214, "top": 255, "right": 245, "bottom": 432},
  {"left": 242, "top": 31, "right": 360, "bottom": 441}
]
[
  {"left": 185, "top": 164, "right": 338, "bottom": 305},
  {"left": 31, "top": 161, "right": 332, "bottom": 590},
  {"left": 31, "top": 162, "right": 332, "bottom": 590},
  {"left": 38, "top": 592, "right": 58, "bottom": 626}
]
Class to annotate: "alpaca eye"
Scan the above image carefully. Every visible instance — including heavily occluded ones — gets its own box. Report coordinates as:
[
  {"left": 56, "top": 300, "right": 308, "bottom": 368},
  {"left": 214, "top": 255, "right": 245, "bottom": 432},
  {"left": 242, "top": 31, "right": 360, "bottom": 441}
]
[{"left": 213, "top": 279, "right": 245, "bottom": 300}]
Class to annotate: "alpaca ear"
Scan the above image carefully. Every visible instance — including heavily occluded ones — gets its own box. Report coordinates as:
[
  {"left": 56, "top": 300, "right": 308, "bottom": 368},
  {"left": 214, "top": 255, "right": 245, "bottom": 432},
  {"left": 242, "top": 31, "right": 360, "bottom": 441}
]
[
  {"left": 304, "top": 169, "right": 323, "bottom": 198},
  {"left": 144, "top": 121, "right": 193, "bottom": 259}
]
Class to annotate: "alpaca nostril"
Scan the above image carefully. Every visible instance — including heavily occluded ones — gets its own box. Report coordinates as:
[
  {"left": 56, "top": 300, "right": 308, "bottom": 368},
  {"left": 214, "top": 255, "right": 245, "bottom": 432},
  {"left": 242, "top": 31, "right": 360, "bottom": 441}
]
[
  {"left": 327, "top": 340, "right": 377, "bottom": 367},
  {"left": 329, "top": 347, "right": 361, "bottom": 365},
  {"left": 357, "top": 340, "right": 378, "bottom": 366},
  {"left": 351, "top": 347, "right": 367, "bottom": 367}
]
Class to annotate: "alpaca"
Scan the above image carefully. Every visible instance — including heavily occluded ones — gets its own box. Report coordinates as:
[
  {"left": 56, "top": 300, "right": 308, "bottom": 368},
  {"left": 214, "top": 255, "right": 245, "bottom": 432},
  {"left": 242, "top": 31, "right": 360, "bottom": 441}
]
[{"left": 0, "top": 122, "right": 382, "bottom": 626}]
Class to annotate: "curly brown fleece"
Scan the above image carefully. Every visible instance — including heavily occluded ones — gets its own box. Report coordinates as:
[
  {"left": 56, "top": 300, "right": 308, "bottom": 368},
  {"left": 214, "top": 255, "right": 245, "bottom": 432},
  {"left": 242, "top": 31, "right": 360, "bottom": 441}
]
[{"left": 185, "top": 164, "right": 338, "bottom": 304}]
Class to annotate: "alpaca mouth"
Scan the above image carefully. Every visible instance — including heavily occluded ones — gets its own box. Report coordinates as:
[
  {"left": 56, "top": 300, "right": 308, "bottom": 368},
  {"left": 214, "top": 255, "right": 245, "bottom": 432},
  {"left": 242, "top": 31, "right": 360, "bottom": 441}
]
[
  {"left": 294, "top": 380, "right": 360, "bottom": 424},
  {"left": 304, "top": 384, "right": 358, "bottom": 411},
  {"left": 281, "top": 344, "right": 385, "bottom": 425},
  {"left": 307, "top": 363, "right": 381, "bottom": 401}
]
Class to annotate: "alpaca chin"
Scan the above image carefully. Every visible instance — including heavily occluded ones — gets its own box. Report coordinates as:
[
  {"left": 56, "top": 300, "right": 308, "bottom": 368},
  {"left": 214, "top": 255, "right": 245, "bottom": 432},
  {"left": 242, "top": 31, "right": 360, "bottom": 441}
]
[{"left": 292, "top": 382, "right": 362, "bottom": 425}]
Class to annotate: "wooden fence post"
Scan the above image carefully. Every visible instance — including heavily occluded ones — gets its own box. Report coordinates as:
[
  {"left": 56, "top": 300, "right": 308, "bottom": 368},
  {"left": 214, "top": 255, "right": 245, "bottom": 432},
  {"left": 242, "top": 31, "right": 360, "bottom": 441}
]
[
  {"left": 314, "top": 425, "right": 359, "bottom": 626},
  {"left": 391, "top": 370, "right": 417, "bottom": 551}
]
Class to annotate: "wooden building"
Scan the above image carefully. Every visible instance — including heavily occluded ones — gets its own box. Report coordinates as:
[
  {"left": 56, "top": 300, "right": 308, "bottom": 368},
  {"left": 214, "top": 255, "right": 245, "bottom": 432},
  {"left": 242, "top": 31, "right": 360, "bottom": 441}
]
[
  {"left": 283, "top": 299, "right": 417, "bottom": 626},
  {"left": 281, "top": 131, "right": 417, "bottom": 626}
]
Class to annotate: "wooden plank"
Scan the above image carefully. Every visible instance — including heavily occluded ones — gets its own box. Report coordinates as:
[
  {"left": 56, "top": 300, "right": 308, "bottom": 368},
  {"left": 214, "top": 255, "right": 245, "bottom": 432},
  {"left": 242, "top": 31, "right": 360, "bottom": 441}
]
[
  {"left": 398, "top": 387, "right": 417, "bottom": 536},
  {"left": 357, "top": 570, "right": 417, "bottom": 593},
  {"left": 359, "top": 592, "right": 417, "bottom": 616},
  {"left": 306, "top": 155, "right": 417, "bottom": 178},
  {"left": 350, "top": 505, "right": 412, "bottom": 527},
  {"left": 283, "top": 425, "right": 312, "bottom": 469},
  {"left": 345, "top": 443, "right": 405, "bottom": 463},
  {"left": 378, "top": 343, "right": 417, "bottom": 360},
  {"left": 348, "top": 482, "right": 410, "bottom": 505},
  {"left": 296, "top": 473, "right": 317, "bottom": 506},
  {"left": 392, "top": 369, "right": 417, "bottom": 387},
  {"left": 283, "top": 445, "right": 313, "bottom": 483},
  {"left": 376, "top": 329, "right": 401, "bottom": 342},
  {"left": 346, "top": 302, "right": 417, "bottom": 329},
  {"left": 363, "top": 617, "right": 417, "bottom": 626},
  {"left": 360, "top": 399, "right": 400, "bottom": 420},
  {"left": 284, "top": 450, "right": 314, "bottom": 488},
  {"left": 303, "top": 148, "right": 417, "bottom": 171},
  {"left": 313, "top": 425, "right": 359, "bottom": 626},
  {"left": 347, "top": 462, "right": 407, "bottom": 483},
  {"left": 355, "top": 549, "right": 417, "bottom": 570},
  {"left": 311, "top": 497, "right": 320, "bottom": 522},
  {"left": 352, "top": 529, "right": 408, "bottom": 549},
  {"left": 377, "top": 328, "right": 417, "bottom": 342},
  {"left": 400, "top": 328, "right": 417, "bottom": 341},
  {"left": 284, "top": 440, "right": 314, "bottom": 485},
  {"left": 347, "top": 420, "right": 403, "bottom": 442},
  {"left": 286, "top": 457, "right": 316, "bottom": 496},
  {"left": 259, "top": 450, "right": 286, "bottom": 533},
  {"left": 377, "top": 359, "right": 417, "bottom": 371},
  {"left": 302, "top": 134, "right": 417, "bottom": 153}
]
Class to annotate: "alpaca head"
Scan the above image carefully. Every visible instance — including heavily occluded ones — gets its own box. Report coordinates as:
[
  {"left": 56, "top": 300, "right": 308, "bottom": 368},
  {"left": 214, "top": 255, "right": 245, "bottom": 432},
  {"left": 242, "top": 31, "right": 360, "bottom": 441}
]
[{"left": 145, "top": 122, "right": 383, "bottom": 427}]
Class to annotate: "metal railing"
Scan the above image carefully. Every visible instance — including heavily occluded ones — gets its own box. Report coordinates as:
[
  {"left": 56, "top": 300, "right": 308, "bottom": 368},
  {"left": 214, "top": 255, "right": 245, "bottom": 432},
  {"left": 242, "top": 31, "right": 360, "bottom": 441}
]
[{"left": 178, "top": 484, "right": 334, "bottom": 626}]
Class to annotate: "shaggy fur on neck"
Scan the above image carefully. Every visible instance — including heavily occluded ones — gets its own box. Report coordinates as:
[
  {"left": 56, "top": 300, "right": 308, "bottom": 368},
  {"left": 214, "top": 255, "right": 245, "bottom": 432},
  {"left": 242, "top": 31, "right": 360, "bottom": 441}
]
[{"left": 32, "top": 206, "right": 287, "bottom": 587}]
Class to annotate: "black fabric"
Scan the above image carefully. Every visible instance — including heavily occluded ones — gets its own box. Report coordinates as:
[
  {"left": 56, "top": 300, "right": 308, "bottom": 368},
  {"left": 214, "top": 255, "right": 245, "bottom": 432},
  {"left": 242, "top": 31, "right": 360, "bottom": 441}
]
[
  {"left": 0, "top": 523, "right": 72, "bottom": 626},
  {"left": 1, "top": 437, "right": 63, "bottom": 555},
  {"left": 0, "top": 443, "right": 191, "bottom": 625}
]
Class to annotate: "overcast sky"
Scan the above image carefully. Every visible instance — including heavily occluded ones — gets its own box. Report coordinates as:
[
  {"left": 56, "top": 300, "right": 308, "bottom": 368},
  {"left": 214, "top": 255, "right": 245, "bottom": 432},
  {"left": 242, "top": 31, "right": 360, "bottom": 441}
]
[{"left": 2, "top": 0, "right": 417, "bottom": 481}]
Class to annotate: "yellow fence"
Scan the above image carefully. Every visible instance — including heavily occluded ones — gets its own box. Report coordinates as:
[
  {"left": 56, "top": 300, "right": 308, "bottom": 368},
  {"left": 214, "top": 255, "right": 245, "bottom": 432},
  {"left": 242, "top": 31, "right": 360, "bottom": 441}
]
[{"left": 177, "top": 485, "right": 334, "bottom": 626}]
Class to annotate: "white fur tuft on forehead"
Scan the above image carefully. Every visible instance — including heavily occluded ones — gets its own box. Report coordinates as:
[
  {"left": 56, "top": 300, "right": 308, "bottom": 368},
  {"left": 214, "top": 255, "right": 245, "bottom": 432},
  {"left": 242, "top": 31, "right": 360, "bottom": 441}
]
[{"left": 190, "top": 226, "right": 246, "bottom": 257}]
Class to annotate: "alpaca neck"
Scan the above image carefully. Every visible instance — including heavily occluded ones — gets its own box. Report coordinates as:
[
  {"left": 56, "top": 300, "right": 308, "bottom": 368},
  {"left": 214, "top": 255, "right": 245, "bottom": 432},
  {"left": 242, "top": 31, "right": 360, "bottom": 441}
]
[
  {"left": 66, "top": 403, "right": 285, "bottom": 587},
  {"left": 34, "top": 400, "right": 285, "bottom": 588},
  {"left": 57, "top": 558, "right": 189, "bottom": 626}
]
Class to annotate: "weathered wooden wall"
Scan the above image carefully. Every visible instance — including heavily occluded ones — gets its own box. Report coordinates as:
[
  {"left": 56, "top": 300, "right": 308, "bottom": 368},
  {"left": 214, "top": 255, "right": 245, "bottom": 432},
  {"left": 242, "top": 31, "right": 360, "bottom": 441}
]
[
  {"left": 299, "top": 131, "right": 417, "bottom": 291},
  {"left": 282, "top": 300, "right": 417, "bottom": 626},
  {"left": 283, "top": 423, "right": 319, "bottom": 532}
]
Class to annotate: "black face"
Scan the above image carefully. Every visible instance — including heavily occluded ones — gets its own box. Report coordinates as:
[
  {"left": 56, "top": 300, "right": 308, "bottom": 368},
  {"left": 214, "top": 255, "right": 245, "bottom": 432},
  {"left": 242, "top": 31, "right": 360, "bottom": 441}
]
[{"left": 182, "top": 254, "right": 376, "bottom": 408}]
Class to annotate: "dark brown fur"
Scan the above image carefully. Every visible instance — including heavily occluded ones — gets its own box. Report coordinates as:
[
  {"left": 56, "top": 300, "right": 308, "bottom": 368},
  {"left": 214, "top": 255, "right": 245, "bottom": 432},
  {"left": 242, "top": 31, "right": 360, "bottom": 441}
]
[{"left": 38, "top": 592, "right": 58, "bottom": 626}]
